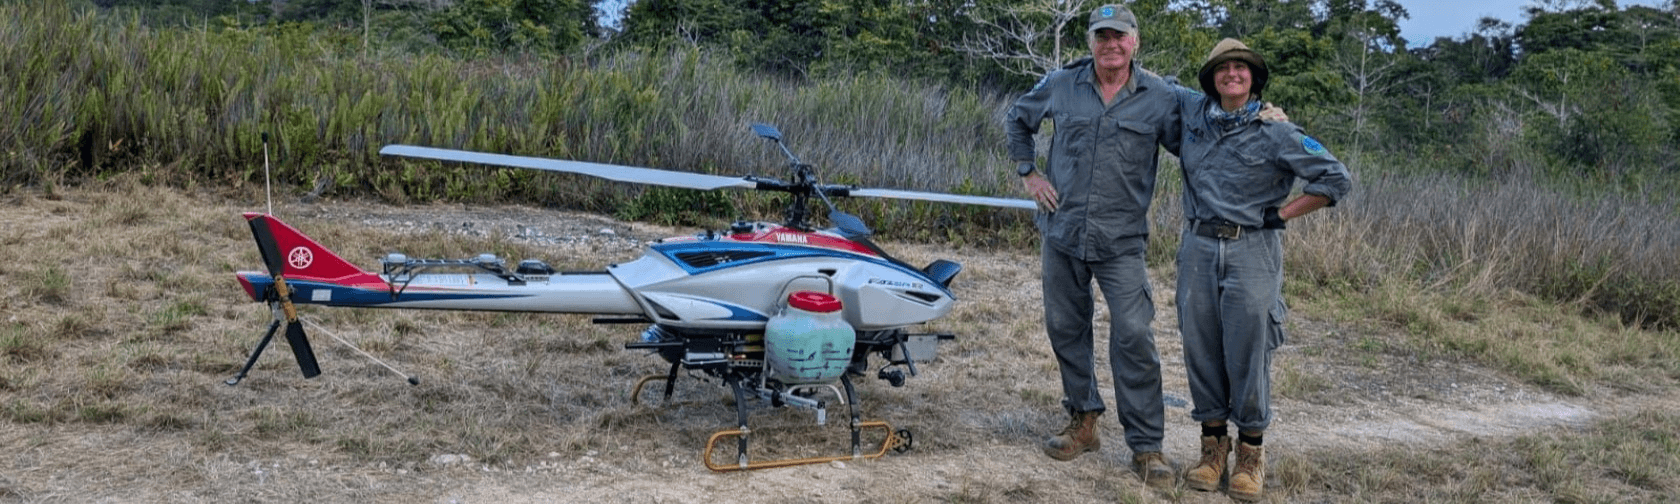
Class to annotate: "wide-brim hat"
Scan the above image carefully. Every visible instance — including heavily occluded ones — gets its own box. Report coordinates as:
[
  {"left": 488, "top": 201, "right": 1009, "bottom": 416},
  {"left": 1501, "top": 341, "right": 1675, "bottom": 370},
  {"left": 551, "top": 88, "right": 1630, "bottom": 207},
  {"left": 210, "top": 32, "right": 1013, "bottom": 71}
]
[
  {"left": 1198, "top": 38, "right": 1269, "bottom": 99},
  {"left": 1087, "top": 4, "right": 1138, "bottom": 36}
]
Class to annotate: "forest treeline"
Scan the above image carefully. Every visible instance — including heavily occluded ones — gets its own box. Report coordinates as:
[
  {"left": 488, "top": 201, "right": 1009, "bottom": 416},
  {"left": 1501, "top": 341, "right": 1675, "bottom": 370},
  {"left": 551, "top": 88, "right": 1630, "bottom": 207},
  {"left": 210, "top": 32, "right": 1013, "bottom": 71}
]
[
  {"left": 70, "top": 0, "right": 1680, "bottom": 181},
  {"left": 2, "top": 0, "right": 1678, "bottom": 331}
]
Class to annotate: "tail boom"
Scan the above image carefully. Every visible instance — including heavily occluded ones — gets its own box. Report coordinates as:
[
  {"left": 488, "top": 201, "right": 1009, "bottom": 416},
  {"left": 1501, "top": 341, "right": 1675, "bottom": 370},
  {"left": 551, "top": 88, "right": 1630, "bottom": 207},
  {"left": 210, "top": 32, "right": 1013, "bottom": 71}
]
[
  {"left": 236, "top": 213, "right": 642, "bottom": 315},
  {"left": 235, "top": 271, "right": 643, "bottom": 314}
]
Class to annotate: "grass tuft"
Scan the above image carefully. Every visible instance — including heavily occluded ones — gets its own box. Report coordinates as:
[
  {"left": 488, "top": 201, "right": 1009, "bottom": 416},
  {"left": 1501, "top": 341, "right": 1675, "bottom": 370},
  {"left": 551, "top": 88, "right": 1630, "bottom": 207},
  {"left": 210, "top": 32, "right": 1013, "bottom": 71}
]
[
  {"left": 75, "top": 401, "right": 131, "bottom": 423},
  {"left": 250, "top": 406, "right": 320, "bottom": 440},
  {"left": 21, "top": 266, "right": 70, "bottom": 305},
  {"left": 1, "top": 326, "right": 51, "bottom": 363}
]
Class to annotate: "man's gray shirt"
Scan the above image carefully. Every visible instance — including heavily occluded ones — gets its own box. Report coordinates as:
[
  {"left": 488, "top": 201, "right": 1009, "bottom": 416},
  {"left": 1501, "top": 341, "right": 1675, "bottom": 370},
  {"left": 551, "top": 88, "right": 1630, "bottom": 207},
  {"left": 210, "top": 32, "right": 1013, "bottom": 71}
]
[{"left": 1006, "top": 59, "right": 1183, "bottom": 261}]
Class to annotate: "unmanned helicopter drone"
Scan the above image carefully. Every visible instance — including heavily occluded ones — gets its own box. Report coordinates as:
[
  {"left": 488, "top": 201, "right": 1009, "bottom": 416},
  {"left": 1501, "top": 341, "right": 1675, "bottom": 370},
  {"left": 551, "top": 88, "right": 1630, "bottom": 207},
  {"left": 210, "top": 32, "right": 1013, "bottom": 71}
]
[{"left": 227, "top": 123, "right": 1034, "bottom": 471}]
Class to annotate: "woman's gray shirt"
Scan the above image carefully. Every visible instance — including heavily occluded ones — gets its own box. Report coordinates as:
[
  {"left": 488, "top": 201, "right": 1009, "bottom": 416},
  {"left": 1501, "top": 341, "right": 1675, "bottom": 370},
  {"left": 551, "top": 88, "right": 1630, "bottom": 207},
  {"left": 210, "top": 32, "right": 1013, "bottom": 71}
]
[{"left": 1172, "top": 90, "right": 1352, "bottom": 226}]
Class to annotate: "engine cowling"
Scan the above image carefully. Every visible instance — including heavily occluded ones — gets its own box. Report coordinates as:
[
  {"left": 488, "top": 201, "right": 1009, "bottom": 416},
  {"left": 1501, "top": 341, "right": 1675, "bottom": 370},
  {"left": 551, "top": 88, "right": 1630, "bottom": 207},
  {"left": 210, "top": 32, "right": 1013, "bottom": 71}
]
[{"left": 607, "top": 225, "right": 956, "bottom": 331}]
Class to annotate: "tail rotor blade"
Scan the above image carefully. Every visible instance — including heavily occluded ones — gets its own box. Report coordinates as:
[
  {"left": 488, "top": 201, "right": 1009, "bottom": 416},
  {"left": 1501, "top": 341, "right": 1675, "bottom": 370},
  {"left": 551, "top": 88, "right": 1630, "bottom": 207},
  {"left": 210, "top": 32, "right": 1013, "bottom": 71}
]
[
  {"left": 284, "top": 321, "right": 321, "bottom": 378},
  {"left": 269, "top": 262, "right": 321, "bottom": 379}
]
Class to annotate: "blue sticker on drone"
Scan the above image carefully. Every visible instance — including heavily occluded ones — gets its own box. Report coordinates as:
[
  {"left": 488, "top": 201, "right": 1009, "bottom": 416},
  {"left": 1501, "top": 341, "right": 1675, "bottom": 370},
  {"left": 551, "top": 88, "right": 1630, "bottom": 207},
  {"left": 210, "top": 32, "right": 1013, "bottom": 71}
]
[{"left": 1300, "top": 134, "right": 1327, "bottom": 156}]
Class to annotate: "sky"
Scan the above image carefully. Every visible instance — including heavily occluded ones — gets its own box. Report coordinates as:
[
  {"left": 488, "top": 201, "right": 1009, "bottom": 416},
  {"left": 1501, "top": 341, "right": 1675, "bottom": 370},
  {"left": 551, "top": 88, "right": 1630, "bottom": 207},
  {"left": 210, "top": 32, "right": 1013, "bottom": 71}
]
[{"left": 1394, "top": 0, "right": 1672, "bottom": 45}]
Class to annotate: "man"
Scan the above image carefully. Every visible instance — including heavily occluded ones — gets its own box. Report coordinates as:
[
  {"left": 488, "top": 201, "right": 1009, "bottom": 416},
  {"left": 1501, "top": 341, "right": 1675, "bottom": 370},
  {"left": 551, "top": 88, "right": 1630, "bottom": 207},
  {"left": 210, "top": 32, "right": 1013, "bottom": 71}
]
[
  {"left": 1170, "top": 38, "right": 1352, "bottom": 501},
  {"left": 1002, "top": 4, "right": 1182, "bottom": 488}
]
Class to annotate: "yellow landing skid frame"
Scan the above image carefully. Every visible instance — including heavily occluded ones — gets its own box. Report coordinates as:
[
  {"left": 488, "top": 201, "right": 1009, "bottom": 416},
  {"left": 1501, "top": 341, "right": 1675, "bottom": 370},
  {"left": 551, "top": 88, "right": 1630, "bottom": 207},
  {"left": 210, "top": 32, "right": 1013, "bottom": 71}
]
[
  {"left": 702, "top": 421, "right": 912, "bottom": 472},
  {"left": 630, "top": 373, "right": 672, "bottom": 405}
]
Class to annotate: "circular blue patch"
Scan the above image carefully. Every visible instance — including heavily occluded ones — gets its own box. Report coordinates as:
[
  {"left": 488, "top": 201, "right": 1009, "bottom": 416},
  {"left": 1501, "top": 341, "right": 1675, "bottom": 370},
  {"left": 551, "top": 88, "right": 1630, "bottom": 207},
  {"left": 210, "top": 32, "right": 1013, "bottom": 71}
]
[
  {"left": 1301, "top": 135, "right": 1327, "bottom": 156},
  {"left": 1101, "top": 6, "right": 1115, "bottom": 17}
]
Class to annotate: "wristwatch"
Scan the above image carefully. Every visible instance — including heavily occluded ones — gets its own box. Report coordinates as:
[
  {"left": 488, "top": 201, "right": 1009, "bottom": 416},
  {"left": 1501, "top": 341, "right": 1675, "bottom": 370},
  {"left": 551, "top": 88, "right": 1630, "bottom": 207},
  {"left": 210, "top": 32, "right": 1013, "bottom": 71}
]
[{"left": 1016, "top": 162, "right": 1037, "bottom": 177}]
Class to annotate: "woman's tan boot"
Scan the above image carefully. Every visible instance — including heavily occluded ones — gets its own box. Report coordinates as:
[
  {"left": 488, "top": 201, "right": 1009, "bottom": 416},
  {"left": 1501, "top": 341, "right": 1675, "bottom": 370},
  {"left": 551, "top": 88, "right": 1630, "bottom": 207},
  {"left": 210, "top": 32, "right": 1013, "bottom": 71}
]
[
  {"left": 1228, "top": 441, "right": 1266, "bottom": 501},
  {"left": 1185, "top": 435, "right": 1230, "bottom": 491}
]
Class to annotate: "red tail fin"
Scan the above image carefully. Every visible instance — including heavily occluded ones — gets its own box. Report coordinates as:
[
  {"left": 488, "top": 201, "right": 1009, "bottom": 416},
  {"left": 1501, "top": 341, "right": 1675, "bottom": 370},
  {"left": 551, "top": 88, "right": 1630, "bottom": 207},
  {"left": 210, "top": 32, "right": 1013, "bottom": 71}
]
[{"left": 244, "top": 212, "right": 380, "bottom": 284}]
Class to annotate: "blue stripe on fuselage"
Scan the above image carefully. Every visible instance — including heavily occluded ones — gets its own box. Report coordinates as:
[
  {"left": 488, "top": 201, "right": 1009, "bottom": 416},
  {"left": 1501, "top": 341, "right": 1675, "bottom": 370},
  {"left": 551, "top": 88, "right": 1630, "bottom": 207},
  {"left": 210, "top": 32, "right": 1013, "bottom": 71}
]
[
  {"left": 715, "top": 302, "right": 767, "bottom": 322},
  {"left": 652, "top": 241, "right": 953, "bottom": 296},
  {"left": 243, "top": 276, "right": 529, "bottom": 307}
]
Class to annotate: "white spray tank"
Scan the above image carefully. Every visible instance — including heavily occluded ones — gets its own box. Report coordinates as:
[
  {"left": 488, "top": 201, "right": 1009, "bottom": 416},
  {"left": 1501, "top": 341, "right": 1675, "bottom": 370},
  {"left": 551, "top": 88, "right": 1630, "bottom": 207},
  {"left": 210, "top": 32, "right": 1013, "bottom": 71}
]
[{"left": 764, "top": 291, "right": 855, "bottom": 384}]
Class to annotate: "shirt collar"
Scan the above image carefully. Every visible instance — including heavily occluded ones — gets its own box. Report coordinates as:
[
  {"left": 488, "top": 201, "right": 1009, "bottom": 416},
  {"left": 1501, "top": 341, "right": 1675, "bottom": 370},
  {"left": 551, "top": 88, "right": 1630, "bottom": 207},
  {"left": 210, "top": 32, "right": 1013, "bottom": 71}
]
[
  {"left": 1078, "top": 60, "right": 1146, "bottom": 94},
  {"left": 1207, "top": 100, "right": 1261, "bottom": 132}
]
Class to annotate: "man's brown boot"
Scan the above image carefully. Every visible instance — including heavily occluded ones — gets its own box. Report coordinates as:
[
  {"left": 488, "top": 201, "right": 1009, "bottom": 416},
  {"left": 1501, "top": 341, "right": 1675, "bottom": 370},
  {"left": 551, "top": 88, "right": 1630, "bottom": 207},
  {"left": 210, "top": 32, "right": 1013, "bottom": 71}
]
[
  {"left": 1132, "top": 451, "right": 1176, "bottom": 489},
  {"left": 1042, "top": 411, "right": 1100, "bottom": 460},
  {"left": 1229, "top": 441, "right": 1266, "bottom": 501},
  {"left": 1184, "top": 435, "right": 1230, "bottom": 491}
]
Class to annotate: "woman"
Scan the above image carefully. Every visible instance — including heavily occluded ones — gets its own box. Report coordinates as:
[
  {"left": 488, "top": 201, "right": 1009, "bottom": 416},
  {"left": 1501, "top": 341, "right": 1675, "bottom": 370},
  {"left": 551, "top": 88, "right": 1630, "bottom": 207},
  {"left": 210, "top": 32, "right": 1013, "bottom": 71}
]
[{"left": 1170, "top": 38, "right": 1353, "bottom": 502}]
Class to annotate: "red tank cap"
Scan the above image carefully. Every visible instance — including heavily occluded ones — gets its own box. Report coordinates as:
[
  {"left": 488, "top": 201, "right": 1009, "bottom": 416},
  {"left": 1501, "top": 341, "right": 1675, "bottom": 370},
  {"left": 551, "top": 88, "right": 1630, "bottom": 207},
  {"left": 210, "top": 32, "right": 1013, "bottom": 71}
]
[{"left": 787, "top": 291, "right": 842, "bottom": 313}]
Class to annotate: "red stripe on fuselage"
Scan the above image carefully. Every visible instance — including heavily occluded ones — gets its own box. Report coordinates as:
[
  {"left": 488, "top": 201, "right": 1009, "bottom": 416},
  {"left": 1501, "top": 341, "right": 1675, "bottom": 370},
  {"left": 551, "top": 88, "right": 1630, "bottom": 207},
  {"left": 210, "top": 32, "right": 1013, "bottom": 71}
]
[{"left": 717, "top": 225, "right": 876, "bottom": 255}]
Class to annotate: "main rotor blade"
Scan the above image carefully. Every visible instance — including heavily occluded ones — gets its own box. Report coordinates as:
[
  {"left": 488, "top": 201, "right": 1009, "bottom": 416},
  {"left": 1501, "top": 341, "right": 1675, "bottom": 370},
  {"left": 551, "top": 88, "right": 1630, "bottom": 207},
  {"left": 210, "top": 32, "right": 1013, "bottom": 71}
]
[
  {"left": 844, "top": 188, "right": 1037, "bottom": 210},
  {"left": 380, "top": 145, "right": 759, "bottom": 192}
]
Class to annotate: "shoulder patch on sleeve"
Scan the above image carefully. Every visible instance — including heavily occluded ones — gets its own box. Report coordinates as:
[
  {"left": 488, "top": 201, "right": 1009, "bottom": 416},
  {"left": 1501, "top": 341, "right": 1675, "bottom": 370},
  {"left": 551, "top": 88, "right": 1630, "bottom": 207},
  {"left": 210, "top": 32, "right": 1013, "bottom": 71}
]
[
  {"left": 1021, "top": 70, "right": 1048, "bottom": 90},
  {"left": 1297, "top": 133, "right": 1328, "bottom": 157}
]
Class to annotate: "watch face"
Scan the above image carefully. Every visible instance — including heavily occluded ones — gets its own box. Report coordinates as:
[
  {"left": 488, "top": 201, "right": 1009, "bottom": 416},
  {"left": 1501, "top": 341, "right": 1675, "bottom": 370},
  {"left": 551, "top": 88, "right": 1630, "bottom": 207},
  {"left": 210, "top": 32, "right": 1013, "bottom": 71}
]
[{"left": 1017, "top": 163, "right": 1035, "bottom": 176}]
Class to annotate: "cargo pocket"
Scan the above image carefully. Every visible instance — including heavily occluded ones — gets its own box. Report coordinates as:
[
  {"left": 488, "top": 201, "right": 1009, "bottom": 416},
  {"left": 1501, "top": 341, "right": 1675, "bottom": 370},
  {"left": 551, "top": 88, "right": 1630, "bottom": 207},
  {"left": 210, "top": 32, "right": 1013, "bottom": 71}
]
[{"left": 1267, "top": 298, "right": 1288, "bottom": 350}]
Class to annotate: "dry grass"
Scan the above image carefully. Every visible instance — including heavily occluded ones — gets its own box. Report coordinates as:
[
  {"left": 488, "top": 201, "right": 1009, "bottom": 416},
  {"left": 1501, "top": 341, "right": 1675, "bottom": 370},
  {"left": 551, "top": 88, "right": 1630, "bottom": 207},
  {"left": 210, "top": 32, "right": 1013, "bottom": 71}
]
[
  {"left": 2, "top": 178, "right": 1679, "bottom": 503},
  {"left": 1266, "top": 171, "right": 1680, "bottom": 394},
  {"left": 1289, "top": 172, "right": 1680, "bottom": 327}
]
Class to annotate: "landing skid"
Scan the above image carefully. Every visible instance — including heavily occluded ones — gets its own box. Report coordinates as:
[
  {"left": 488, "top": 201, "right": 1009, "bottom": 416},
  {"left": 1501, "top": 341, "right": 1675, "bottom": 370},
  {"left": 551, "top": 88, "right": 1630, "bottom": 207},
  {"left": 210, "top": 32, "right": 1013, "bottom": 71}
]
[
  {"left": 703, "top": 374, "right": 913, "bottom": 472},
  {"left": 702, "top": 420, "right": 912, "bottom": 472},
  {"left": 634, "top": 367, "right": 915, "bottom": 471}
]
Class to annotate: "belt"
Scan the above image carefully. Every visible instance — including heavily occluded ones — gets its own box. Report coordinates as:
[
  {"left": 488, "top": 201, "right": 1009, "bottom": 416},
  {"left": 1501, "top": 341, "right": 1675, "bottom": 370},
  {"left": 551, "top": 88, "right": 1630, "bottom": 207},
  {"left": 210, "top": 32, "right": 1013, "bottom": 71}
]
[{"left": 1193, "top": 220, "right": 1256, "bottom": 240}]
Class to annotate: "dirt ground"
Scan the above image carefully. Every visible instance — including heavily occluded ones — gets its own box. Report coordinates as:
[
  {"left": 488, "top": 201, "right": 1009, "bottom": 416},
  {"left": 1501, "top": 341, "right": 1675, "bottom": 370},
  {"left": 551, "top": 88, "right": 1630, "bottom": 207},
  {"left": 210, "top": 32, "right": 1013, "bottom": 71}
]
[{"left": 2, "top": 193, "right": 1673, "bottom": 503}]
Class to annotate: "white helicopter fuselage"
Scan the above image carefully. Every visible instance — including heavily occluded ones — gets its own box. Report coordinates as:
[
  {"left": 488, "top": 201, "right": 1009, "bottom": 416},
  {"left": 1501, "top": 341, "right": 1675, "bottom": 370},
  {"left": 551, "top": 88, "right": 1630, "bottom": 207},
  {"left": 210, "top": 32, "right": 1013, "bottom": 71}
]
[{"left": 237, "top": 220, "right": 957, "bottom": 333}]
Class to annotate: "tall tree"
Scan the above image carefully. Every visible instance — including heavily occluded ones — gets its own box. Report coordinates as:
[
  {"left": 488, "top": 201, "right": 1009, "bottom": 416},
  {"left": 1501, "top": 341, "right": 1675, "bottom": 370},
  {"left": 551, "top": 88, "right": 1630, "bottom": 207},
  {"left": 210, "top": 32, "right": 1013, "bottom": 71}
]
[
  {"left": 1179, "top": 0, "right": 1315, "bottom": 39},
  {"left": 1415, "top": 18, "right": 1517, "bottom": 85},
  {"left": 949, "top": 0, "right": 1095, "bottom": 79},
  {"left": 619, "top": 0, "right": 751, "bottom": 47},
  {"left": 1132, "top": 0, "right": 1219, "bottom": 81},
  {"left": 1396, "top": 18, "right": 1518, "bottom": 154},
  {"left": 619, "top": 0, "right": 841, "bottom": 78},
  {"left": 1242, "top": 29, "right": 1349, "bottom": 131},
  {"left": 431, "top": 0, "right": 592, "bottom": 56},
  {"left": 1321, "top": 0, "right": 1411, "bottom": 163},
  {"left": 1517, "top": 1, "right": 1620, "bottom": 55},
  {"left": 1510, "top": 47, "right": 1668, "bottom": 172}
]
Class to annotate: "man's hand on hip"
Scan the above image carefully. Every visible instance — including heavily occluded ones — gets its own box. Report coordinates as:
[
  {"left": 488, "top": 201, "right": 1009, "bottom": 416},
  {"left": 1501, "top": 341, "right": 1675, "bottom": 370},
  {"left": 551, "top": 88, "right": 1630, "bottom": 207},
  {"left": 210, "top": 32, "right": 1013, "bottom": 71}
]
[{"left": 1022, "top": 172, "right": 1059, "bottom": 213}]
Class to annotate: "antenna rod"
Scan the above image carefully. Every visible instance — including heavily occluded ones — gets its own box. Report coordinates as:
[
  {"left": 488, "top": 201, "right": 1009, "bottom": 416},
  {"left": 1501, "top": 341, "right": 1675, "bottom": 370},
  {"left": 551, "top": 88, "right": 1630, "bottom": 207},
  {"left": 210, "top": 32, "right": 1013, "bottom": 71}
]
[{"left": 262, "top": 132, "right": 273, "bottom": 216}]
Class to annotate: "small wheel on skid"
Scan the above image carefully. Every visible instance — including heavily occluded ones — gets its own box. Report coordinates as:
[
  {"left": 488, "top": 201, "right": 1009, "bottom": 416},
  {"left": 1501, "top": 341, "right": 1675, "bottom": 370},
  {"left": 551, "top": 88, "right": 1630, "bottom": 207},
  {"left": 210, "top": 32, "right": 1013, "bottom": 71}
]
[{"left": 893, "top": 429, "right": 914, "bottom": 453}]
